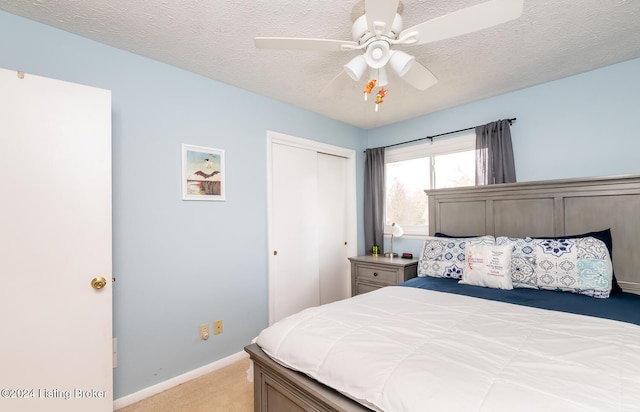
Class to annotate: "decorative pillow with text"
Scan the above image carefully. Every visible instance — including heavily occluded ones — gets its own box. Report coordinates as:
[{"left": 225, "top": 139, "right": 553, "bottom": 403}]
[{"left": 459, "top": 243, "right": 513, "bottom": 290}]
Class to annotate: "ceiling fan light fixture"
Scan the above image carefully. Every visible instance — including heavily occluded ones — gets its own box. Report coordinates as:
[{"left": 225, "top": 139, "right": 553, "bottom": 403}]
[
  {"left": 344, "top": 55, "right": 368, "bottom": 81},
  {"left": 365, "top": 40, "right": 390, "bottom": 69},
  {"left": 371, "top": 67, "right": 388, "bottom": 87},
  {"left": 389, "top": 50, "right": 415, "bottom": 77}
]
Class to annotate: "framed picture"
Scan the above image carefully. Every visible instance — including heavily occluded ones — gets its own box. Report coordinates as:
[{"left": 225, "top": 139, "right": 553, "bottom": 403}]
[{"left": 182, "top": 144, "right": 225, "bottom": 201}]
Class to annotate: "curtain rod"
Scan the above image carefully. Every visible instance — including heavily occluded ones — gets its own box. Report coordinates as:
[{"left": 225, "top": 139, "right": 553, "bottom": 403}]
[{"left": 367, "top": 117, "right": 516, "bottom": 152}]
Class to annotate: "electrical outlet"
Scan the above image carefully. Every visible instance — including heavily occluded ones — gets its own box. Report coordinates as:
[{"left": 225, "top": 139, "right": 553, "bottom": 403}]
[
  {"left": 199, "top": 323, "right": 210, "bottom": 340},
  {"left": 214, "top": 320, "right": 223, "bottom": 335}
]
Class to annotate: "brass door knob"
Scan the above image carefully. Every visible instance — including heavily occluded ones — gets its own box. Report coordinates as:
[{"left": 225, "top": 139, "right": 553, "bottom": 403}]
[{"left": 91, "top": 276, "right": 107, "bottom": 290}]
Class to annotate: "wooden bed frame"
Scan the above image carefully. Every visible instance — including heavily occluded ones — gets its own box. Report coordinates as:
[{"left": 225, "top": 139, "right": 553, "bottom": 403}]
[
  {"left": 245, "top": 342, "right": 371, "bottom": 411},
  {"left": 245, "top": 174, "right": 640, "bottom": 412}
]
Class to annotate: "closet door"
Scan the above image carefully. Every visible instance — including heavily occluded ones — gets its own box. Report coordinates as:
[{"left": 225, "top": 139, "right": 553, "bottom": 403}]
[
  {"left": 270, "top": 143, "right": 320, "bottom": 323},
  {"left": 268, "top": 133, "right": 355, "bottom": 324},
  {"left": 317, "top": 153, "right": 350, "bottom": 304}
]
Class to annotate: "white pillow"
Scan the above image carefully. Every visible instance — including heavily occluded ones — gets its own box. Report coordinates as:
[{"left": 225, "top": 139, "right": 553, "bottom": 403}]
[{"left": 459, "top": 243, "right": 513, "bottom": 290}]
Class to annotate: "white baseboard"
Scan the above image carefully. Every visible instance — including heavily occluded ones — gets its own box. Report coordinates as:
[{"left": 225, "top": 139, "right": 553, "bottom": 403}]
[{"left": 113, "top": 350, "right": 249, "bottom": 411}]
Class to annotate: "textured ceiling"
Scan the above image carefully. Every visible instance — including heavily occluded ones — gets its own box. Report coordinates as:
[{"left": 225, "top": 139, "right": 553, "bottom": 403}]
[{"left": 2, "top": 0, "right": 639, "bottom": 129}]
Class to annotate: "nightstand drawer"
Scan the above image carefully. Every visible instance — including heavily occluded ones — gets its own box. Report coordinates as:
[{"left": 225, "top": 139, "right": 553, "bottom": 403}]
[
  {"left": 356, "top": 266, "right": 397, "bottom": 284},
  {"left": 355, "top": 281, "right": 381, "bottom": 295}
]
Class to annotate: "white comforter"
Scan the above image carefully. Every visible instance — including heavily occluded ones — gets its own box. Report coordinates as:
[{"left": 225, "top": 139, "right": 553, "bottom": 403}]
[{"left": 256, "top": 286, "right": 640, "bottom": 412}]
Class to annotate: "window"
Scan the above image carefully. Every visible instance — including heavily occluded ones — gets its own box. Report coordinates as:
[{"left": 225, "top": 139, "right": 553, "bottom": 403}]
[{"left": 384, "top": 133, "right": 475, "bottom": 236}]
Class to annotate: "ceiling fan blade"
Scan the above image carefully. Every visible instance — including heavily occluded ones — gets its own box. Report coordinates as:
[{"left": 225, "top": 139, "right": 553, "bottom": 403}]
[
  {"left": 319, "top": 71, "right": 351, "bottom": 97},
  {"left": 364, "top": 0, "right": 400, "bottom": 35},
  {"left": 399, "top": 0, "right": 524, "bottom": 46},
  {"left": 401, "top": 61, "right": 438, "bottom": 91},
  {"left": 254, "top": 37, "right": 357, "bottom": 51}
]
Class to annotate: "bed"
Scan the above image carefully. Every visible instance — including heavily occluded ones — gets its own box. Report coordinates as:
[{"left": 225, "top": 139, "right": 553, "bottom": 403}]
[{"left": 245, "top": 174, "right": 640, "bottom": 412}]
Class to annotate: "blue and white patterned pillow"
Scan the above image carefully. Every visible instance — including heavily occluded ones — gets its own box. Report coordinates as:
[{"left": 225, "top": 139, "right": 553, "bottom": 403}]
[
  {"left": 497, "top": 236, "right": 613, "bottom": 298},
  {"left": 496, "top": 236, "right": 538, "bottom": 289},
  {"left": 418, "top": 236, "right": 494, "bottom": 279},
  {"left": 534, "top": 236, "right": 612, "bottom": 298}
]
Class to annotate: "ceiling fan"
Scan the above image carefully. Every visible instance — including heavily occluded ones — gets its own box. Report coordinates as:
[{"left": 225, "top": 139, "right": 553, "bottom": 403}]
[{"left": 255, "top": 0, "right": 524, "bottom": 96}]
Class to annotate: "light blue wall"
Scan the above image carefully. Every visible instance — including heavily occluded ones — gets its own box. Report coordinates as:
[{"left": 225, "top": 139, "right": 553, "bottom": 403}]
[
  {"left": 371, "top": 57, "right": 640, "bottom": 257},
  {"left": 0, "top": 11, "right": 367, "bottom": 399}
]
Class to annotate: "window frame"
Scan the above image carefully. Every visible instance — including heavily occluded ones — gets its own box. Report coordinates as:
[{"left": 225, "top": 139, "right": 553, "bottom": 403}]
[{"left": 384, "top": 133, "right": 476, "bottom": 237}]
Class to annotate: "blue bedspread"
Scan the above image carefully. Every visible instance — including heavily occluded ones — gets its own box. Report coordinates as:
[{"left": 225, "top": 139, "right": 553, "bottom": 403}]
[{"left": 401, "top": 276, "right": 640, "bottom": 326}]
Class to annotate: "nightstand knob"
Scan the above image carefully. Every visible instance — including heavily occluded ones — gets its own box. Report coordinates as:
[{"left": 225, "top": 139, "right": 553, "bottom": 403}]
[{"left": 373, "top": 272, "right": 378, "bottom": 277}]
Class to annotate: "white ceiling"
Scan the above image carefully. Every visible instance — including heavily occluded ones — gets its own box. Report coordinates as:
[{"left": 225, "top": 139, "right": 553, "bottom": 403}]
[{"left": 2, "top": 0, "right": 639, "bottom": 130}]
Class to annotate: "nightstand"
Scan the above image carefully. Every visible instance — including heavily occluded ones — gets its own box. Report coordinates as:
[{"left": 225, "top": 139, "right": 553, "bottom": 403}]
[{"left": 349, "top": 255, "right": 419, "bottom": 296}]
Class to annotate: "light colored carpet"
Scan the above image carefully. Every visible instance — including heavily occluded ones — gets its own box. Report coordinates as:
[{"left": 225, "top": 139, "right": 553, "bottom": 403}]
[{"left": 116, "top": 357, "right": 253, "bottom": 412}]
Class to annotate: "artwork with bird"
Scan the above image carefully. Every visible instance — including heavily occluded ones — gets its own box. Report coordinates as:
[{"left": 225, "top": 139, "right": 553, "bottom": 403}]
[
  {"left": 194, "top": 170, "right": 220, "bottom": 179},
  {"left": 183, "top": 145, "right": 225, "bottom": 199}
]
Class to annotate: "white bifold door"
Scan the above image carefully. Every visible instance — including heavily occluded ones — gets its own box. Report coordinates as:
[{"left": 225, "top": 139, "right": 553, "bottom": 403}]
[
  {"left": 0, "top": 68, "right": 113, "bottom": 412},
  {"left": 268, "top": 132, "right": 356, "bottom": 324}
]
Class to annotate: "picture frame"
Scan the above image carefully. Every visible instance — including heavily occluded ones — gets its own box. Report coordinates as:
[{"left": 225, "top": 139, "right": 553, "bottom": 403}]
[{"left": 181, "top": 144, "right": 225, "bottom": 201}]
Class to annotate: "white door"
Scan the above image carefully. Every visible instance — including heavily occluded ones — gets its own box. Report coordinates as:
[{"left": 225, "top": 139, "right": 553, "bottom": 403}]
[
  {"left": 268, "top": 132, "right": 355, "bottom": 324},
  {"left": 270, "top": 143, "right": 320, "bottom": 323},
  {"left": 317, "top": 153, "right": 350, "bottom": 304},
  {"left": 0, "top": 69, "right": 113, "bottom": 411}
]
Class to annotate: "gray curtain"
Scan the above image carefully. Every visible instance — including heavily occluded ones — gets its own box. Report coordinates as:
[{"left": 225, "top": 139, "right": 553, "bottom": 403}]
[
  {"left": 475, "top": 119, "right": 516, "bottom": 185},
  {"left": 364, "top": 147, "right": 385, "bottom": 254}
]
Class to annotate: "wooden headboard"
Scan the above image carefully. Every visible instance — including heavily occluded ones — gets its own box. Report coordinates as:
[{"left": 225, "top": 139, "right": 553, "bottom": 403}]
[{"left": 426, "top": 174, "right": 640, "bottom": 294}]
